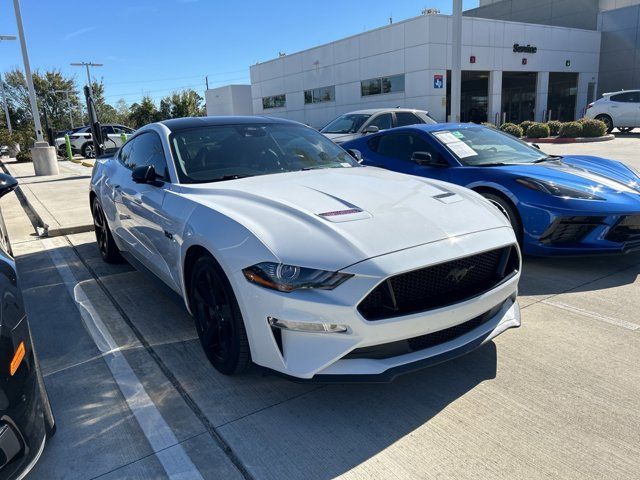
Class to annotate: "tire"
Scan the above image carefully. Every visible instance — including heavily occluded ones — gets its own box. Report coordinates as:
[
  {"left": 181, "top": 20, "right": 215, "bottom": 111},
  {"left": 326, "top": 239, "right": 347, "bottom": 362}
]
[
  {"left": 81, "top": 142, "right": 96, "bottom": 159},
  {"left": 481, "top": 192, "right": 523, "bottom": 243},
  {"left": 57, "top": 145, "right": 67, "bottom": 158},
  {"left": 91, "top": 200, "right": 122, "bottom": 263},
  {"left": 595, "top": 115, "right": 613, "bottom": 134},
  {"left": 189, "top": 254, "right": 250, "bottom": 375}
]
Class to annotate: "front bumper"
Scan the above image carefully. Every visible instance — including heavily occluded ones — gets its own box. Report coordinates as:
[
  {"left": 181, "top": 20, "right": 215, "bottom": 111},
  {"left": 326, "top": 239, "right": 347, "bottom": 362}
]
[
  {"left": 520, "top": 202, "right": 640, "bottom": 256},
  {"left": 233, "top": 227, "right": 520, "bottom": 380}
]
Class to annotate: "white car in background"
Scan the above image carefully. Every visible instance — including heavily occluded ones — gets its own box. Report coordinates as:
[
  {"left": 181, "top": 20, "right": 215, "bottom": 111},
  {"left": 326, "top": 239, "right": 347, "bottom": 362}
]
[
  {"left": 90, "top": 116, "right": 521, "bottom": 381},
  {"left": 55, "top": 124, "right": 135, "bottom": 158},
  {"left": 320, "top": 108, "right": 436, "bottom": 144},
  {"left": 585, "top": 89, "right": 640, "bottom": 133}
]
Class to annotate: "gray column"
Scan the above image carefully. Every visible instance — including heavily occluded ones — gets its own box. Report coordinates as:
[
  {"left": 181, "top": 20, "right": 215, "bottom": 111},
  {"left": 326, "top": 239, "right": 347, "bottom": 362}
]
[
  {"left": 487, "top": 71, "right": 502, "bottom": 125},
  {"left": 535, "top": 72, "right": 549, "bottom": 122}
]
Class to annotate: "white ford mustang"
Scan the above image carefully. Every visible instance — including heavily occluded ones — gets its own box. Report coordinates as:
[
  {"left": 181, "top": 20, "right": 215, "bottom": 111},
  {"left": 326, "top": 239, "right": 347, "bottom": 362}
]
[{"left": 90, "top": 116, "right": 521, "bottom": 381}]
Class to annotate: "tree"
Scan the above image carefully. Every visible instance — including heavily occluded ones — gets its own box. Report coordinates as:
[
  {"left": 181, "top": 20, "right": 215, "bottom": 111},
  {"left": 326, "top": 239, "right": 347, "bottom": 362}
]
[
  {"left": 3, "top": 68, "right": 81, "bottom": 131},
  {"left": 158, "top": 89, "right": 203, "bottom": 119},
  {"left": 128, "top": 96, "right": 159, "bottom": 129}
]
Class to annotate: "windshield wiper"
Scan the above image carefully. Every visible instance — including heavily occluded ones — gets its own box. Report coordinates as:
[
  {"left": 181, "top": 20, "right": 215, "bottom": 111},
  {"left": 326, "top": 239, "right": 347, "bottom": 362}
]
[
  {"left": 210, "top": 174, "right": 254, "bottom": 182},
  {"left": 534, "top": 155, "right": 563, "bottom": 163}
]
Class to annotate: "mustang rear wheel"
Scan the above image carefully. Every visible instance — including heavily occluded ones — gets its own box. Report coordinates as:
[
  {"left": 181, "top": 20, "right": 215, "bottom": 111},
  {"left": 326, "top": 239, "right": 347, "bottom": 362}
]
[
  {"left": 91, "top": 200, "right": 122, "bottom": 263},
  {"left": 481, "top": 192, "right": 522, "bottom": 243},
  {"left": 189, "top": 254, "right": 250, "bottom": 375}
]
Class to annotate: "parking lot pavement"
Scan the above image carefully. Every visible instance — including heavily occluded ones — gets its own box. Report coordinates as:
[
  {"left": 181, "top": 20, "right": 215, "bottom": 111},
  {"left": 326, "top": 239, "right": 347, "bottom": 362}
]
[
  {"left": 2, "top": 136, "right": 639, "bottom": 479},
  {"left": 541, "top": 133, "right": 640, "bottom": 170}
]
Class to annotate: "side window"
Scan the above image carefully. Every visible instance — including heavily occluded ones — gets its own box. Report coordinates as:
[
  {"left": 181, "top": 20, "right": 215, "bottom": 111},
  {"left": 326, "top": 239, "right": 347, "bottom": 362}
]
[
  {"left": 610, "top": 92, "right": 639, "bottom": 103},
  {"left": 367, "top": 113, "right": 393, "bottom": 130},
  {"left": 395, "top": 112, "right": 423, "bottom": 127},
  {"left": 119, "top": 133, "right": 169, "bottom": 180},
  {"left": 101, "top": 126, "right": 115, "bottom": 136},
  {"left": 374, "top": 133, "right": 439, "bottom": 162}
]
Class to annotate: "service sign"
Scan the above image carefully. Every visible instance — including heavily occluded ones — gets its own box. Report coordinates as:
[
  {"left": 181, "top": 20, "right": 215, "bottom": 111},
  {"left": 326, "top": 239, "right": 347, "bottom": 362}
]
[{"left": 513, "top": 43, "right": 537, "bottom": 53}]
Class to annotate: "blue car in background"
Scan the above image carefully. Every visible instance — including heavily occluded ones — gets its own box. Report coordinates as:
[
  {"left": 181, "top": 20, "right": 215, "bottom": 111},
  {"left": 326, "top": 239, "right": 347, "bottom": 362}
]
[{"left": 342, "top": 123, "right": 640, "bottom": 256}]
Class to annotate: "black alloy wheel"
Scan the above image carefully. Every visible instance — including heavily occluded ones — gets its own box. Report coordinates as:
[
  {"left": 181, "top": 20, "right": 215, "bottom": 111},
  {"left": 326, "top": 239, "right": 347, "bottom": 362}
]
[
  {"left": 91, "top": 200, "right": 121, "bottom": 263},
  {"left": 189, "top": 255, "right": 249, "bottom": 375}
]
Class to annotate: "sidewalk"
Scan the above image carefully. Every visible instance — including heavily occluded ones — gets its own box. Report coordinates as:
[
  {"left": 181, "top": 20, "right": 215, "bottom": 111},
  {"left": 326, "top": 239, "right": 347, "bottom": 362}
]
[{"left": 1, "top": 157, "right": 95, "bottom": 237}]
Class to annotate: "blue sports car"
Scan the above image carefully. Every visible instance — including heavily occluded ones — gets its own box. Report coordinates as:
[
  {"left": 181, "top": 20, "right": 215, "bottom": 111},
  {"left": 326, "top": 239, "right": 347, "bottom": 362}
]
[{"left": 342, "top": 123, "right": 640, "bottom": 256}]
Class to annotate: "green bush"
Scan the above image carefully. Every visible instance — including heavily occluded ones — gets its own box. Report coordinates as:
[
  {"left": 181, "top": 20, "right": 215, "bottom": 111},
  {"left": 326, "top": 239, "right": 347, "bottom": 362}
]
[
  {"left": 16, "top": 150, "right": 31, "bottom": 162},
  {"left": 481, "top": 122, "right": 496, "bottom": 129},
  {"left": 558, "top": 121, "right": 583, "bottom": 138},
  {"left": 546, "top": 120, "right": 562, "bottom": 136},
  {"left": 499, "top": 122, "right": 523, "bottom": 138},
  {"left": 580, "top": 118, "right": 607, "bottom": 137},
  {"left": 525, "top": 122, "right": 550, "bottom": 138},
  {"left": 519, "top": 120, "right": 535, "bottom": 136}
]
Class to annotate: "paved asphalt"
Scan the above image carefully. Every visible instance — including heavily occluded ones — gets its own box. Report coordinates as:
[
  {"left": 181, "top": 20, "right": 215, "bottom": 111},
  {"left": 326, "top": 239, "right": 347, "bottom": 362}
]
[{"left": 4, "top": 137, "right": 640, "bottom": 479}]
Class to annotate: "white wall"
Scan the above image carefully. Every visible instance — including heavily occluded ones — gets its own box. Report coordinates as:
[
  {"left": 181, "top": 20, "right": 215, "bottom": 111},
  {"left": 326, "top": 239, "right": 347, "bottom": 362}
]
[
  {"left": 205, "top": 85, "right": 253, "bottom": 116},
  {"left": 249, "top": 14, "right": 601, "bottom": 127}
]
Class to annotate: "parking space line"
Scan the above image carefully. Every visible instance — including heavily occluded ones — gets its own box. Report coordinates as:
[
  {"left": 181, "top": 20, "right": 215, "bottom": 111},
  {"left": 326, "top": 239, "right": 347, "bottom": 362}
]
[
  {"left": 42, "top": 237, "right": 204, "bottom": 480},
  {"left": 542, "top": 299, "right": 640, "bottom": 331}
]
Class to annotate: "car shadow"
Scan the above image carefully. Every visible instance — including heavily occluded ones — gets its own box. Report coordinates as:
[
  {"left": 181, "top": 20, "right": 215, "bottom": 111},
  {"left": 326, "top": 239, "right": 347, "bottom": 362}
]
[{"left": 518, "top": 251, "right": 640, "bottom": 296}]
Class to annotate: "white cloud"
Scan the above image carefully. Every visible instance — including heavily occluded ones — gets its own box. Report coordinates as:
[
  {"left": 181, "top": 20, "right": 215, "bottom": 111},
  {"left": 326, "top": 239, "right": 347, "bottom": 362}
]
[{"left": 64, "top": 26, "right": 97, "bottom": 41}]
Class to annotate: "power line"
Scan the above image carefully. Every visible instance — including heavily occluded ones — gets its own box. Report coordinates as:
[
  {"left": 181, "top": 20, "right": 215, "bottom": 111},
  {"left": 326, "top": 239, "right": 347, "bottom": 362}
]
[{"left": 102, "top": 75, "right": 249, "bottom": 100}]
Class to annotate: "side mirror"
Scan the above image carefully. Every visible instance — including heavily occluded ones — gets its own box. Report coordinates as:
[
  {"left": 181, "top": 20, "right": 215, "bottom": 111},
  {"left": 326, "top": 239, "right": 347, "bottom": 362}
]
[
  {"left": 347, "top": 149, "right": 363, "bottom": 163},
  {"left": 530, "top": 143, "right": 541, "bottom": 150},
  {"left": 132, "top": 165, "right": 158, "bottom": 184},
  {"left": 412, "top": 151, "right": 448, "bottom": 167},
  {"left": 362, "top": 125, "right": 379, "bottom": 134},
  {"left": 0, "top": 174, "right": 18, "bottom": 199}
]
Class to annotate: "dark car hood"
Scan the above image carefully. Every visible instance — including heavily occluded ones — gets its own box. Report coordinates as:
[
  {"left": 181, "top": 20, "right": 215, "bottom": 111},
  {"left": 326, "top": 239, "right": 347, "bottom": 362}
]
[{"left": 499, "top": 156, "right": 640, "bottom": 197}]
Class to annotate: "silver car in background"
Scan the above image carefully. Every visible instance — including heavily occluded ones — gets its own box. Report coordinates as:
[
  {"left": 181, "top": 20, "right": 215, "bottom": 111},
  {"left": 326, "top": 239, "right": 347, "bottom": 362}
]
[{"left": 320, "top": 108, "right": 436, "bottom": 144}]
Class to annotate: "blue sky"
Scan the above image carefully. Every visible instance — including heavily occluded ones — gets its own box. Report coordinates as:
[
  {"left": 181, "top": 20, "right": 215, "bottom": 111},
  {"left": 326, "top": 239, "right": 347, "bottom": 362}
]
[{"left": 0, "top": 0, "right": 478, "bottom": 105}]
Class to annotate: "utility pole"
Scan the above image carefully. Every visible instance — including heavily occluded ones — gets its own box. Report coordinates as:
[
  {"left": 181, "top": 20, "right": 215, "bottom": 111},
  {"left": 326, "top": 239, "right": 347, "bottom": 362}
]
[
  {"left": 12, "top": 0, "right": 58, "bottom": 175},
  {"left": 54, "top": 89, "right": 75, "bottom": 128},
  {"left": 205, "top": 75, "right": 209, "bottom": 90},
  {"left": 450, "top": 0, "right": 462, "bottom": 122},
  {"left": 70, "top": 61, "right": 103, "bottom": 98}
]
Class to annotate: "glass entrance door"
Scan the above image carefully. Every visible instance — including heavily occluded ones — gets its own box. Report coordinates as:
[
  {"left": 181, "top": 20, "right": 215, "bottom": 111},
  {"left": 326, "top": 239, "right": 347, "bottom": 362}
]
[{"left": 501, "top": 72, "right": 537, "bottom": 123}]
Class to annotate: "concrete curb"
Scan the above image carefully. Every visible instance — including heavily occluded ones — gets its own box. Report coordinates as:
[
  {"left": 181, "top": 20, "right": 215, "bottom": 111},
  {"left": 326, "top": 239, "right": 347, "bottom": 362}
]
[{"left": 523, "top": 134, "right": 615, "bottom": 144}]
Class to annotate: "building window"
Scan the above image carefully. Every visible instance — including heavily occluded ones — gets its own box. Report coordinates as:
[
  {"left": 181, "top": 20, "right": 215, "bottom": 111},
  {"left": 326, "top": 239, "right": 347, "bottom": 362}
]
[
  {"left": 304, "top": 86, "right": 335, "bottom": 104},
  {"left": 361, "top": 74, "right": 405, "bottom": 97},
  {"left": 262, "top": 94, "right": 286, "bottom": 109}
]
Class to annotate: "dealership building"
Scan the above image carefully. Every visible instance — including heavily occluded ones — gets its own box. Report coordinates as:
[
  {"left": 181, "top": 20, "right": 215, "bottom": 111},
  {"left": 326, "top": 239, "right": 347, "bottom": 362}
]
[{"left": 206, "top": 0, "right": 640, "bottom": 128}]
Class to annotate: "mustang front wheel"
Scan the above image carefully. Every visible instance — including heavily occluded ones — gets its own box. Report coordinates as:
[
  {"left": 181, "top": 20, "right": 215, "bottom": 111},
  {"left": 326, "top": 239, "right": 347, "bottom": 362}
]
[{"left": 189, "top": 255, "right": 250, "bottom": 375}]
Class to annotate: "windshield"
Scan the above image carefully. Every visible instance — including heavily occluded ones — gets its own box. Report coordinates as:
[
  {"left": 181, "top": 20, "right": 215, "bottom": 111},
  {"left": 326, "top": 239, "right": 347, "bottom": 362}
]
[
  {"left": 321, "top": 114, "right": 371, "bottom": 134},
  {"left": 170, "top": 123, "right": 360, "bottom": 183},
  {"left": 431, "top": 127, "right": 546, "bottom": 166}
]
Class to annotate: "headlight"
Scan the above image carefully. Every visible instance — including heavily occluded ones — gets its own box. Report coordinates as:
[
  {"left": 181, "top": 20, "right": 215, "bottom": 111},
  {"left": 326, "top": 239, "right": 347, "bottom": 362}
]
[
  {"left": 242, "top": 262, "right": 352, "bottom": 292},
  {"left": 515, "top": 177, "right": 604, "bottom": 200}
]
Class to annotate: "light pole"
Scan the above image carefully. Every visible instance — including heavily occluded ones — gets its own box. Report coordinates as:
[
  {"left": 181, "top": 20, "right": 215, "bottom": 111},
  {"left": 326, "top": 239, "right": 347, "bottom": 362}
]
[
  {"left": 54, "top": 89, "right": 75, "bottom": 128},
  {"left": 70, "top": 62, "right": 103, "bottom": 99},
  {"left": 12, "top": 0, "right": 44, "bottom": 142},
  {"left": 0, "top": 35, "right": 16, "bottom": 134},
  {"left": 12, "top": 0, "right": 58, "bottom": 175},
  {"left": 450, "top": 0, "right": 462, "bottom": 122}
]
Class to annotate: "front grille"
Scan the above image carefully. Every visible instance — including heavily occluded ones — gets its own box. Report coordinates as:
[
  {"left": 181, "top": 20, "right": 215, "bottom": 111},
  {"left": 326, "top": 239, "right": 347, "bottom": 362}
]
[
  {"left": 345, "top": 300, "right": 507, "bottom": 360},
  {"left": 357, "top": 245, "right": 519, "bottom": 321},
  {"left": 539, "top": 216, "right": 605, "bottom": 245},
  {"left": 605, "top": 215, "right": 640, "bottom": 243}
]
